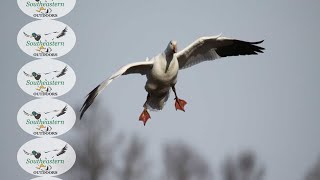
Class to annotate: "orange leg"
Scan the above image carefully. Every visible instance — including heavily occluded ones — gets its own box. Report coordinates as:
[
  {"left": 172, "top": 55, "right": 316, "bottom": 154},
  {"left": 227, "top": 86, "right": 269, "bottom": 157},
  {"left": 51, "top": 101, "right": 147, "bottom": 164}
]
[
  {"left": 172, "top": 85, "right": 187, "bottom": 112},
  {"left": 139, "top": 94, "right": 151, "bottom": 126}
]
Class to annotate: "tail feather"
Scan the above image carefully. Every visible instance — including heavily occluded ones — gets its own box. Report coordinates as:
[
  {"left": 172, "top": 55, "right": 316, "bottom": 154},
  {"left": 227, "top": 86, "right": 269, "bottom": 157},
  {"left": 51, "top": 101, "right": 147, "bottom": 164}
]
[{"left": 146, "top": 91, "right": 170, "bottom": 111}]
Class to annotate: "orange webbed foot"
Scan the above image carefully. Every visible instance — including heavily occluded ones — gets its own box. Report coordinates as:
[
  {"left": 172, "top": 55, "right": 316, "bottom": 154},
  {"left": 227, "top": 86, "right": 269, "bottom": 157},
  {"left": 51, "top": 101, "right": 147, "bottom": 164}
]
[
  {"left": 139, "top": 109, "right": 151, "bottom": 126},
  {"left": 175, "top": 98, "right": 187, "bottom": 112}
]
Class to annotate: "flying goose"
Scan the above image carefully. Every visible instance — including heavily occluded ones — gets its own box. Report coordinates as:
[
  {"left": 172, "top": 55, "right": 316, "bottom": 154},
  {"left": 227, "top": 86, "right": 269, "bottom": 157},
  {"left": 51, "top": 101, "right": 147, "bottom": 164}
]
[
  {"left": 80, "top": 35, "right": 265, "bottom": 125},
  {"left": 23, "top": 66, "right": 68, "bottom": 80},
  {"left": 23, "top": 144, "right": 68, "bottom": 159},
  {"left": 23, "top": 27, "right": 68, "bottom": 42},
  {"left": 24, "top": 105, "right": 68, "bottom": 120}
]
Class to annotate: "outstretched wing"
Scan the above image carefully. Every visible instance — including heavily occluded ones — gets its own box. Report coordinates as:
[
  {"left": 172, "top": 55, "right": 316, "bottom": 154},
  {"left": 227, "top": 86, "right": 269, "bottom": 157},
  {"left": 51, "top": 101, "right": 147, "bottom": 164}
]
[
  {"left": 23, "top": 150, "right": 32, "bottom": 156},
  {"left": 56, "top": 27, "right": 67, "bottom": 38},
  {"left": 80, "top": 60, "right": 154, "bottom": 119},
  {"left": 23, "top": 32, "right": 32, "bottom": 38},
  {"left": 23, "top": 111, "right": 33, "bottom": 116},
  {"left": 56, "top": 66, "right": 68, "bottom": 78},
  {"left": 176, "top": 35, "right": 265, "bottom": 69},
  {"left": 56, "top": 105, "right": 67, "bottom": 117},
  {"left": 23, "top": 71, "right": 33, "bottom": 77},
  {"left": 56, "top": 144, "right": 67, "bottom": 156}
]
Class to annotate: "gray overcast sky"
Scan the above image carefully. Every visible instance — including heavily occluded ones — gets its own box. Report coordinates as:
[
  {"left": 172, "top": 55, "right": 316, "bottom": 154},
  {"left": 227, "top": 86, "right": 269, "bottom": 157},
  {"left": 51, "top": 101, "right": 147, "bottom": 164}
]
[{"left": 1, "top": 0, "right": 320, "bottom": 180}]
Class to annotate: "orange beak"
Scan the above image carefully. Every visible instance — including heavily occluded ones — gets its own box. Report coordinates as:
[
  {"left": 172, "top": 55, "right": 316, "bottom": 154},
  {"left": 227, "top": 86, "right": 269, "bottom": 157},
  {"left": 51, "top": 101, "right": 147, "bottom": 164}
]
[{"left": 173, "top": 44, "right": 177, "bottom": 53}]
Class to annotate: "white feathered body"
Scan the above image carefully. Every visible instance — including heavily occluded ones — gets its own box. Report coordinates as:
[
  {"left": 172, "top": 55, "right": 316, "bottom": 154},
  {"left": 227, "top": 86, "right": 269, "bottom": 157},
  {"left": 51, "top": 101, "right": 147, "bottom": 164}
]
[
  {"left": 80, "top": 36, "right": 265, "bottom": 120},
  {"left": 145, "top": 53, "right": 179, "bottom": 110}
]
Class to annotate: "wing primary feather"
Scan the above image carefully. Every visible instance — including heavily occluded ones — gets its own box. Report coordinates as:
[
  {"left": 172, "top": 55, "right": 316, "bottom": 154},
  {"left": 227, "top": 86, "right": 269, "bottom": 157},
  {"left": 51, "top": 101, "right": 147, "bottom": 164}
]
[
  {"left": 80, "top": 78, "right": 110, "bottom": 119},
  {"left": 23, "top": 150, "right": 31, "bottom": 155},
  {"left": 56, "top": 105, "right": 68, "bottom": 117},
  {"left": 177, "top": 36, "right": 265, "bottom": 69},
  {"left": 56, "top": 144, "right": 67, "bottom": 156},
  {"left": 215, "top": 40, "right": 265, "bottom": 57},
  {"left": 23, "top": 71, "right": 33, "bottom": 77},
  {"left": 56, "top": 66, "right": 68, "bottom": 78},
  {"left": 251, "top": 40, "right": 264, "bottom": 44},
  {"left": 56, "top": 27, "right": 68, "bottom": 39},
  {"left": 80, "top": 61, "right": 153, "bottom": 119},
  {"left": 23, "top": 32, "right": 31, "bottom": 38},
  {"left": 23, "top": 111, "right": 32, "bottom": 116}
]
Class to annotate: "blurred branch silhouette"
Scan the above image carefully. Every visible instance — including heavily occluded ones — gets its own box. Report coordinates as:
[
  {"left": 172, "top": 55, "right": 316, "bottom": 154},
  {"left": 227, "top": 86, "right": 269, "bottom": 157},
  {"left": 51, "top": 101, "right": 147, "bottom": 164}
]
[
  {"left": 305, "top": 158, "right": 320, "bottom": 180},
  {"left": 222, "top": 151, "right": 265, "bottom": 180},
  {"left": 68, "top": 103, "right": 120, "bottom": 180},
  {"left": 66, "top": 102, "right": 274, "bottom": 180},
  {"left": 115, "top": 135, "right": 149, "bottom": 180},
  {"left": 163, "top": 142, "right": 213, "bottom": 180},
  {"left": 65, "top": 103, "right": 150, "bottom": 180}
]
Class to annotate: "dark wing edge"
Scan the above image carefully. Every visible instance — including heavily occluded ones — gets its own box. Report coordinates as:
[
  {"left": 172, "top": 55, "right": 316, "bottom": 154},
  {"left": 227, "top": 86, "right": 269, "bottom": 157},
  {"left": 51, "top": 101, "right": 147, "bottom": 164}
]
[
  {"left": 23, "top": 150, "right": 32, "bottom": 156},
  {"left": 79, "top": 62, "right": 153, "bottom": 119},
  {"left": 80, "top": 82, "right": 102, "bottom": 120},
  {"left": 23, "top": 110, "right": 32, "bottom": 116},
  {"left": 23, "top": 71, "right": 33, "bottom": 77},
  {"left": 56, "top": 27, "right": 68, "bottom": 38},
  {"left": 56, "top": 66, "right": 68, "bottom": 78},
  {"left": 215, "top": 39, "right": 265, "bottom": 57},
  {"left": 177, "top": 36, "right": 265, "bottom": 69},
  {"left": 23, "top": 32, "right": 31, "bottom": 38},
  {"left": 56, "top": 105, "right": 68, "bottom": 117},
  {"left": 56, "top": 144, "right": 67, "bottom": 156}
]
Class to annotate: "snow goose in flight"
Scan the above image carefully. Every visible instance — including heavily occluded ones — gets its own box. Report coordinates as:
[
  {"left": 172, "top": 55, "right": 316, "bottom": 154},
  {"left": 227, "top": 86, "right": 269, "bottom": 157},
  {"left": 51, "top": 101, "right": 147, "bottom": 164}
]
[{"left": 80, "top": 35, "right": 265, "bottom": 126}]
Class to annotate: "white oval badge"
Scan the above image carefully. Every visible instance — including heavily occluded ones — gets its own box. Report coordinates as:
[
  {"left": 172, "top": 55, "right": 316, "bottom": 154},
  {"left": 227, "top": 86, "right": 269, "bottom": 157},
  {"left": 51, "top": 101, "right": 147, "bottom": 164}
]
[
  {"left": 17, "top": 59, "right": 76, "bottom": 98},
  {"left": 17, "top": 0, "right": 76, "bottom": 19},
  {"left": 17, "top": 20, "right": 76, "bottom": 58},
  {"left": 17, "top": 138, "right": 76, "bottom": 177},
  {"left": 18, "top": 99, "right": 76, "bottom": 137},
  {"left": 31, "top": 177, "right": 62, "bottom": 180}
]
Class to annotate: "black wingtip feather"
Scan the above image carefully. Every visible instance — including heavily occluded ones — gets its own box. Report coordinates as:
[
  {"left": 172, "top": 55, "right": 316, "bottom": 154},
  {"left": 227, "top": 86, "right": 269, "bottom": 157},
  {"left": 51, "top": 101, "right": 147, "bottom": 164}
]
[
  {"left": 216, "top": 39, "right": 265, "bottom": 57},
  {"left": 251, "top": 40, "right": 264, "bottom": 44},
  {"left": 80, "top": 85, "right": 100, "bottom": 120}
]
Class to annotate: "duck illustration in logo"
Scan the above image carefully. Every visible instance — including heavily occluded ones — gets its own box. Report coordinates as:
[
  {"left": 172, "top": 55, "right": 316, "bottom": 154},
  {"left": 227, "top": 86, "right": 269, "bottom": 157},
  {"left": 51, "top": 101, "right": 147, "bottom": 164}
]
[
  {"left": 23, "top": 32, "right": 42, "bottom": 41},
  {"left": 23, "top": 144, "right": 68, "bottom": 160},
  {"left": 23, "top": 66, "right": 68, "bottom": 80},
  {"left": 24, "top": 110, "right": 42, "bottom": 119},
  {"left": 23, "top": 105, "right": 68, "bottom": 120},
  {"left": 23, "top": 71, "right": 42, "bottom": 80},
  {"left": 23, "top": 149, "right": 42, "bottom": 159},
  {"left": 23, "top": 27, "right": 68, "bottom": 41}
]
